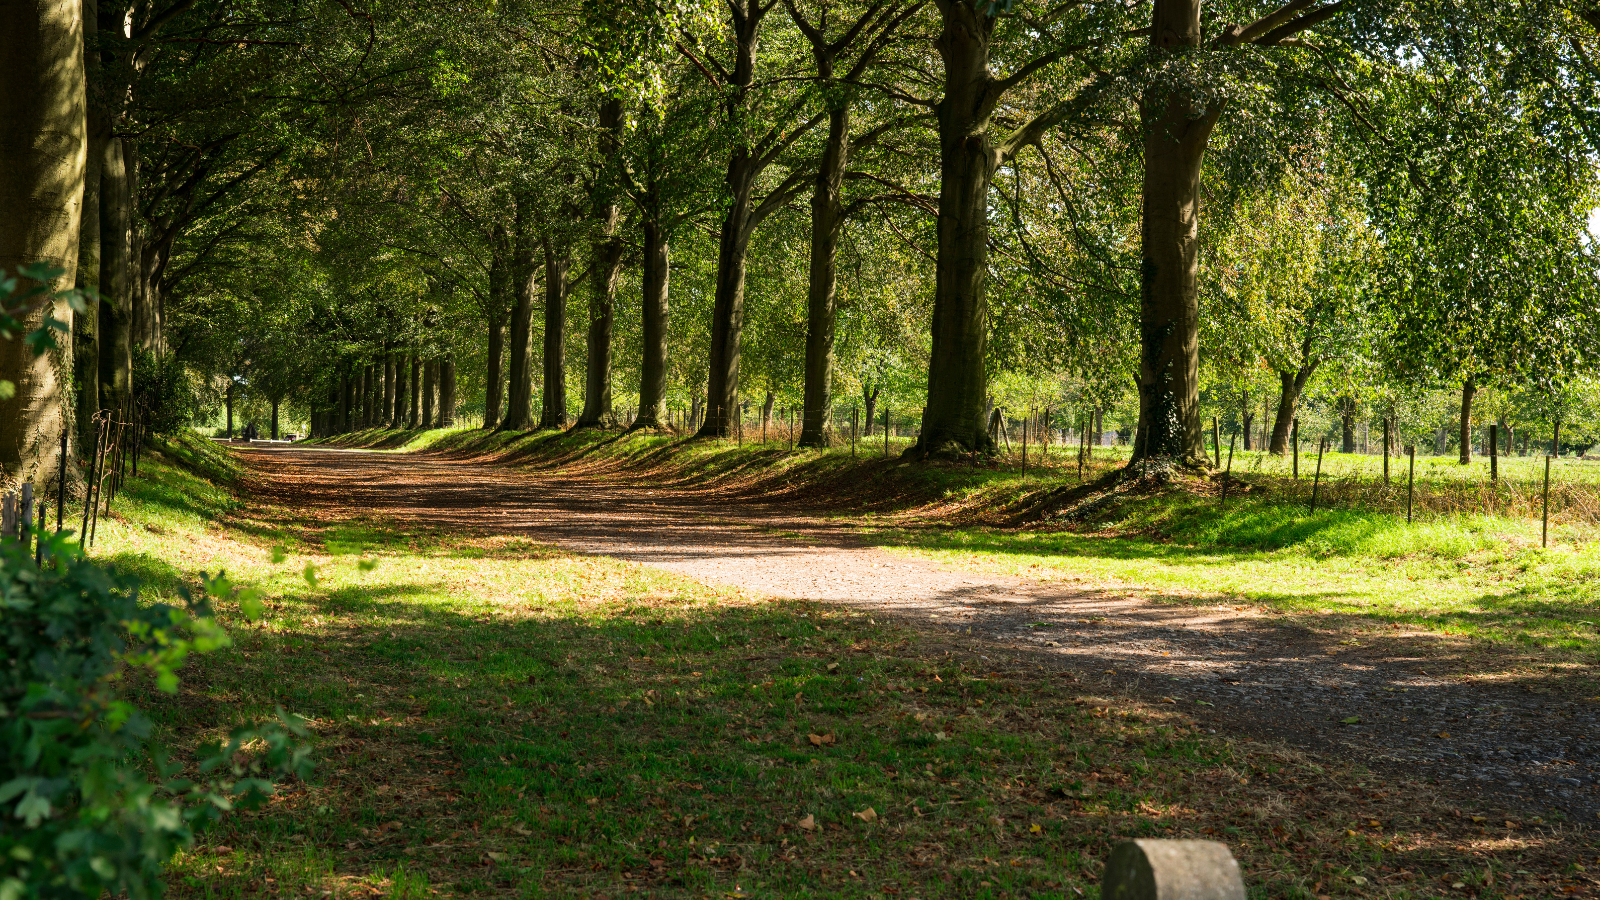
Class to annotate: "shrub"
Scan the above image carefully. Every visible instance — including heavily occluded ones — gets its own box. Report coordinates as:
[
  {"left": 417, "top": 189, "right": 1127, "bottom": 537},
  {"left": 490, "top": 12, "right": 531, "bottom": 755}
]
[
  {"left": 0, "top": 533, "right": 310, "bottom": 899},
  {"left": 132, "top": 348, "right": 201, "bottom": 437}
]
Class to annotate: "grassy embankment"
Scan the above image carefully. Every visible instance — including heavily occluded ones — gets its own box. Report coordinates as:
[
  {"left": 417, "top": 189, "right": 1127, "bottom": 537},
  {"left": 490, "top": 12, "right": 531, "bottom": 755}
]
[
  {"left": 86, "top": 432, "right": 1598, "bottom": 898},
  {"left": 304, "top": 425, "right": 1600, "bottom": 667}
]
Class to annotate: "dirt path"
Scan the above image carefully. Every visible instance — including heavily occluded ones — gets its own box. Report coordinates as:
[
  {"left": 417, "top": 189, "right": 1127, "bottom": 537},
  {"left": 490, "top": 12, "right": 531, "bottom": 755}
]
[{"left": 234, "top": 444, "right": 1599, "bottom": 824}]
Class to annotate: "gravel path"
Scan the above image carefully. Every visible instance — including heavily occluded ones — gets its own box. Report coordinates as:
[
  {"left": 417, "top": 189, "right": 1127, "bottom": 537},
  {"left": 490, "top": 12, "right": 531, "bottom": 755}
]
[{"left": 236, "top": 444, "right": 1599, "bottom": 824}]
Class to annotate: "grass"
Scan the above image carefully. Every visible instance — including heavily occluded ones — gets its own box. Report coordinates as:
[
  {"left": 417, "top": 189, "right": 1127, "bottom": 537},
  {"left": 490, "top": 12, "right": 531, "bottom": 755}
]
[
  {"left": 87, "top": 434, "right": 1600, "bottom": 898},
  {"left": 300, "top": 426, "right": 1600, "bottom": 666}
]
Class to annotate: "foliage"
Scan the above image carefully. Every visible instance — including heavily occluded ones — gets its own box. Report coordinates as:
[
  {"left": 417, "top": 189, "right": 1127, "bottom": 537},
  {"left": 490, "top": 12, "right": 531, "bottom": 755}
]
[
  {"left": 132, "top": 349, "right": 202, "bottom": 437},
  {"left": 0, "top": 266, "right": 90, "bottom": 401},
  {"left": 0, "top": 535, "right": 311, "bottom": 900}
]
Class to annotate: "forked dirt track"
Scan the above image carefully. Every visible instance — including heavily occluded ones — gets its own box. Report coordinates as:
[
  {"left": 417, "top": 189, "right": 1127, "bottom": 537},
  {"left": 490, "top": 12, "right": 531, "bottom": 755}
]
[{"left": 234, "top": 444, "right": 1599, "bottom": 824}]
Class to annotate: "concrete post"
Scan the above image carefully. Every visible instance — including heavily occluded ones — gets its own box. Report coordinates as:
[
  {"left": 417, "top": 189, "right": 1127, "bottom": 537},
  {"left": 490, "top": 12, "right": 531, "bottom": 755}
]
[{"left": 1102, "top": 839, "right": 1246, "bottom": 900}]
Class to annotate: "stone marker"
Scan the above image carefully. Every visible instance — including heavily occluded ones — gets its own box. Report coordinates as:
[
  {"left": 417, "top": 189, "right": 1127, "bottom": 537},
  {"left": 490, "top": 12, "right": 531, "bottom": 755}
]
[{"left": 1102, "top": 839, "right": 1245, "bottom": 900}]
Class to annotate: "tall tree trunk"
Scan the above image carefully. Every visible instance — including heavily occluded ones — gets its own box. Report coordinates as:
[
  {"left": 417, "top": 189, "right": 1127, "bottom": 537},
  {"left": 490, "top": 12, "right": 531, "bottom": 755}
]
[
  {"left": 697, "top": 1, "right": 769, "bottom": 440},
  {"left": 408, "top": 354, "right": 420, "bottom": 427},
  {"left": 341, "top": 366, "right": 354, "bottom": 432},
  {"left": 438, "top": 356, "right": 456, "bottom": 427},
  {"left": 393, "top": 352, "right": 407, "bottom": 426},
  {"left": 1458, "top": 377, "right": 1475, "bottom": 464},
  {"left": 485, "top": 227, "right": 508, "bottom": 429},
  {"left": 578, "top": 97, "right": 624, "bottom": 429},
  {"left": 74, "top": 0, "right": 101, "bottom": 450},
  {"left": 634, "top": 216, "right": 670, "bottom": 430},
  {"left": 1269, "top": 364, "right": 1315, "bottom": 454},
  {"left": 761, "top": 390, "right": 776, "bottom": 431},
  {"left": 0, "top": 0, "right": 84, "bottom": 486},
  {"left": 800, "top": 102, "right": 848, "bottom": 448},
  {"left": 383, "top": 347, "right": 395, "bottom": 427},
  {"left": 917, "top": 3, "right": 998, "bottom": 457},
  {"left": 485, "top": 314, "right": 504, "bottom": 429},
  {"left": 539, "top": 236, "right": 570, "bottom": 429},
  {"left": 421, "top": 359, "right": 436, "bottom": 428},
  {"left": 862, "top": 384, "right": 879, "bottom": 437},
  {"left": 225, "top": 385, "right": 234, "bottom": 438},
  {"left": 270, "top": 397, "right": 279, "bottom": 439},
  {"left": 99, "top": 136, "right": 132, "bottom": 413},
  {"left": 501, "top": 217, "right": 536, "bottom": 430},
  {"left": 1133, "top": 0, "right": 1219, "bottom": 466},
  {"left": 1340, "top": 396, "right": 1356, "bottom": 454}
]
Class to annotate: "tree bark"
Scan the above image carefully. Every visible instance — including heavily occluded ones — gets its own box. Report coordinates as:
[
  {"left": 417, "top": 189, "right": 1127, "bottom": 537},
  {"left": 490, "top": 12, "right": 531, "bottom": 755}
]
[
  {"left": 1269, "top": 364, "right": 1315, "bottom": 454},
  {"left": 98, "top": 135, "right": 132, "bottom": 413},
  {"left": 225, "top": 384, "right": 234, "bottom": 438},
  {"left": 1132, "top": 0, "right": 1219, "bottom": 466},
  {"left": 438, "top": 356, "right": 456, "bottom": 427},
  {"left": 761, "top": 390, "right": 776, "bottom": 433},
  {"left": 697, "top": 0, "right": 775, "bottom": 439},
  {"left": 421, "top": 359, "right": 436, "bottom": 428},
  {"left": 75, "top": 0, "right": 102, "bottom": 448},
  {"left": 1458, "top": 376, "right": 1475, "bottom": 464},
  {"left": 917, "top": 2, "right": 999, "bottom": 457},
  {"left": 383, "top": 347, "right": 395, "bottom": 427},
  {"left": 1340, "top": 396, "right": 1356, "bottom": 454},
  {"left": 634, "top": 216, "right": 670, "bottom": 430},
  {"left": 270, "top": 397, "right": 279, "bottom": 439},
  {"left": 862, "top": 384, "right": 879, "bottom": 437},
  {"left": 408, "top": 354, "right": 420, "bottom": 427},
  {"left": 578, "top": 97, "right": 625, "bottom": 429},
  {"left": 501, "top": 216, "right": 536, "bottom": 430},
  {"left": 393, "top": 351, "right": 407, "bottom": 426},
  {"left": 539, "top": 235, "right": 570, "bottom": 429},
  {"left": 0, "top": 0, "right": 85, "bottom": 488},
  {"left": 800, "top": 101, "right": 848, "bottom": 448},
  {"left": 485, "top": 226, "right": 508, "bottom": 428}
]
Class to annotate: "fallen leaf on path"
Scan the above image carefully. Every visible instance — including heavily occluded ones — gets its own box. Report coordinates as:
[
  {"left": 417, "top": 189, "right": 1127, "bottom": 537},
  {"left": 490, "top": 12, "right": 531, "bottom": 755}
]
[
  {"left": 797, "top": 814, "right": 818, "bottom": 831},
  {"left": 853, "top": 807, "right": 877, "bottom": 822},
  {"left": 1341, "top": 716, "right": 1361, "bottom": 725},
  {"left": 808, "top": 732, "right": 836, "bottom": 746}
]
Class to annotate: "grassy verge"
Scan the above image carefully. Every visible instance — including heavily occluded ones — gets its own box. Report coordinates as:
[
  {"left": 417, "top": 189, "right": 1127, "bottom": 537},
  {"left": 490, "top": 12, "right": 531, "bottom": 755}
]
[
  {"left": 91, "top": 444, "right": 1600, "bottom": 898},
  {"left": 296, "top": 427, "right": 1600, "bottom": 664}
]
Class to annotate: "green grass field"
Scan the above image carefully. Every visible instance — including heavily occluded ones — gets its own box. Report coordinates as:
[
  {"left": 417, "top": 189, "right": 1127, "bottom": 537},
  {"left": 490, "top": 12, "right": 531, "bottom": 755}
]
[{"left": 82, "top": 433, "right": 1598, "bottom": 898}]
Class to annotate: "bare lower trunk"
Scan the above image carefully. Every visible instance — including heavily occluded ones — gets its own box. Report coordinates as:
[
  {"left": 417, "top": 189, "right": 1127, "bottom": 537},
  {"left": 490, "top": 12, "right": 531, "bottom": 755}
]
[
  {"left": 1340, "top": 397, "right": 1355, "bottom": 453},
  {"left": 1132, "top": 0, "right": 1218, "bottom": 466},
  {"left": 421, "top": 360, "right": 436, "bottom": 428},
  {"left": 1269, "top": 364, "right": 1315, "bottom": 454},
  {"left": 700, "top": 175, "right": 753, "bottom": 438},
  {"left": 438, "top": 357, "right": 456, "bottom": 427},
  {"left": 918, "top": 6, "right": 997, "bottom": 457},
  {"left": 800, "top": 105, "right": 848, "bottom": 448},
  {"left": 501, "top": 217, "right": 536, "bottom": 430},
  {"left": 578, "top": 97, "right": 624, "bottom": 429},
  {"left": 862, "top": 385, "right": 879, "bottom": 436},
  {"left": 761, "top": 391, "right": 776, "bottom": 432},
  {"left": 408, "top": 355, "right": 420, "bottom": 427},
  {"left": 0, "top": 0, "right": 84, "bottom": 488},
  {"left": 634, "top": 217, "right": 670, "bottom": 429},
  {"left": 539, "top": 237, "right": 570, "bottom": 429},
  {"left": 383, "top": 347, "right": 395, "bottom": 427},
  {"left": 271, "top": 397, "right": 279, "bottom": 439},
  {"left": 225, "top": 388, "right": 234, "bottom": 438},
  {"left": 99, "top": 135, "right": 131, "bottom": 412},
  {"left": 1458, "top": 377, "right": 1475, "bottom": 464},
  {"left": 485, "top": 315, "right": 504, "bottom": 428},
  {"left": 393, "top": 353, "right": 407, "bottom": 425}
]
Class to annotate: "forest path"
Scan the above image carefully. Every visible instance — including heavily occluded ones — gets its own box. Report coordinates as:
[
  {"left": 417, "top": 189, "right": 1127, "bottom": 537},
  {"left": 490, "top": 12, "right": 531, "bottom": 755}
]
[{"left": 233, "top": 443, "right": 1598, "bottom": 824}]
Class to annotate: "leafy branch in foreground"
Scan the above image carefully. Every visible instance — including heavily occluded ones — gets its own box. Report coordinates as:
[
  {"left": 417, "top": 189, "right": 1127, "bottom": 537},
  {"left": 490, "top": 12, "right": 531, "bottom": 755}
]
[{"left": 0, "top": 533, "right": 311, "bottom": 900}]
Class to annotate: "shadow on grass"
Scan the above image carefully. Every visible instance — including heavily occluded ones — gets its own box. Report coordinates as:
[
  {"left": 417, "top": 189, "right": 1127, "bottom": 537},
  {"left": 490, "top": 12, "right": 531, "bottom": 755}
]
[{"left": 150, "top": 568, "right": 1594, "bottom": 900}]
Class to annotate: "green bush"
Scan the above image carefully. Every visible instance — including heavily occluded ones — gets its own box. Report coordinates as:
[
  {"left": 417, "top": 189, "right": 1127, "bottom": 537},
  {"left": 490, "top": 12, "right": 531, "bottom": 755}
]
[
  {"left": 0, "top": 533, "right": 310, "bottom": 899},
  {"left": 132, "top": 348, "right": 201, "bottom": 437}
]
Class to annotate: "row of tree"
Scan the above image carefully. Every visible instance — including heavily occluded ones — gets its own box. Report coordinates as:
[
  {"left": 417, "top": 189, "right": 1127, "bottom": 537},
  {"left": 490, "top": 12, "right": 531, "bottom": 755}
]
[{"left": 4, "top": 0, "right": 1600, "bottom": 490}]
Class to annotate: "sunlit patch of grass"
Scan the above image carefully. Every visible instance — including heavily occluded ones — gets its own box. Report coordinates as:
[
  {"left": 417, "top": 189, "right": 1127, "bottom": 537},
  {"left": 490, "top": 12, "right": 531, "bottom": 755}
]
[{"left": 91, "top": 448, "right": 1598, "bottom": 898}]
